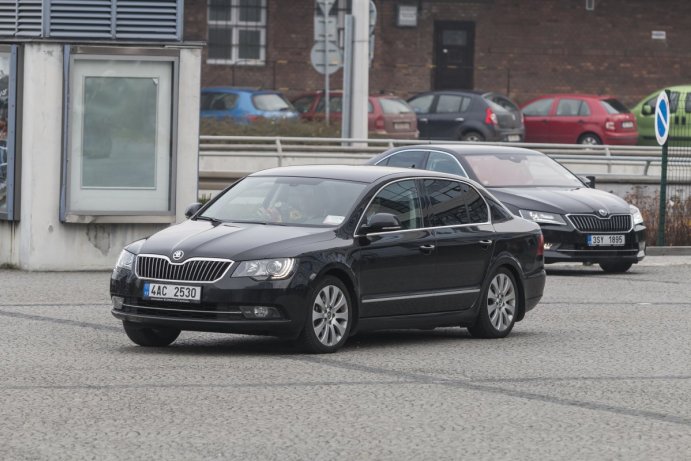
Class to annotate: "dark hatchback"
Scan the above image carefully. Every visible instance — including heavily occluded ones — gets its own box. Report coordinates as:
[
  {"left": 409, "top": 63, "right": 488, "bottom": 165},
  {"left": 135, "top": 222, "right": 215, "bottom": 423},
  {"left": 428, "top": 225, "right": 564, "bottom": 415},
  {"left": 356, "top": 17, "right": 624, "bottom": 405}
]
[
  {"left": 407, "top": 90, "right": 524, "bottom": 142},
  {"left": 111, "top": 165, "right": 545, "bottom": 353},
  {"left": 368, "top": 145, "right": 646, "bottom": 273}
]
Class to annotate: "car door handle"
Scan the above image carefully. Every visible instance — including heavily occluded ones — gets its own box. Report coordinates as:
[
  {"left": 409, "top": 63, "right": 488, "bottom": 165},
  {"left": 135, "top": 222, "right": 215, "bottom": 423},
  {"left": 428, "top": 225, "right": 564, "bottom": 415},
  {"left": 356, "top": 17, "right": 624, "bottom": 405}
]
[
  {"left": 419, "top": 244, "right": 435, "bottom": 254},
  {"left": 454, "top": 117, "right": 465, "bottom": 122},
  {"left": 479, "top": 239, "right": 493, "bottom": 249},
  {"left": 577, "top": 119, "right": 586, "bottom": 124},
  {"left": 419, "top": 118, "right": 428, "bottom": 123}
]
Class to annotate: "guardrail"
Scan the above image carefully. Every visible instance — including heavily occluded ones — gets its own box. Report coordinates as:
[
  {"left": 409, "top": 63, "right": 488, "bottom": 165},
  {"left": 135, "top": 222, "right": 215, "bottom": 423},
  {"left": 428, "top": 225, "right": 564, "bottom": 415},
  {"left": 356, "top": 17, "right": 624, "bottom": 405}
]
[{"left": 199, "top": 136, "right": 685, "bottom": 191}]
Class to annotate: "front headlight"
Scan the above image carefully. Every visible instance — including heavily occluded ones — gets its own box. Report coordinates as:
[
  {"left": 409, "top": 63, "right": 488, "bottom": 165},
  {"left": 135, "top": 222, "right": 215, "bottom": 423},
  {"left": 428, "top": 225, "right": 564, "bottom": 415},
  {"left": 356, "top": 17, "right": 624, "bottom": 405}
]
[
  {"left": 630, "top": 205, "right": 644, "bottom": 225},
  {"left": 231, "top": 258, "right": 296, "bottom": 280},
  {"left": 519, "top": 209, "right": 567, "bottom": 226},
  {"left": 115, "top": 249, "right": 135, "bottom": 271}
]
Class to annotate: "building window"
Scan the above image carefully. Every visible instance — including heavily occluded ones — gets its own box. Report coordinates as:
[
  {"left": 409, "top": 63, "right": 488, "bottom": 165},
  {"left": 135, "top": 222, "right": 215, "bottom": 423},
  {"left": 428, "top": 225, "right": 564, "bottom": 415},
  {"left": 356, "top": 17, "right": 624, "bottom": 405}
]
[
  {"left": 208, "top": 0, "right": 267, "bottom": 65},
  {"left": 61, "top": 48, "right": 179, "bottom": 222},
  {"left": 0, "top": 45, "right": 20, "bottom": 221}
]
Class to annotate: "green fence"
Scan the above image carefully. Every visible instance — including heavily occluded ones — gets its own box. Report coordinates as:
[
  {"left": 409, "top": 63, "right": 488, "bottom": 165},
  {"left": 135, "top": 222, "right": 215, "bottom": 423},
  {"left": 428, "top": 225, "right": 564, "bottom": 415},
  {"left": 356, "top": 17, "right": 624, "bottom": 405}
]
[{"left": 657, "top": 94, "right": 691, "bottom": 246}]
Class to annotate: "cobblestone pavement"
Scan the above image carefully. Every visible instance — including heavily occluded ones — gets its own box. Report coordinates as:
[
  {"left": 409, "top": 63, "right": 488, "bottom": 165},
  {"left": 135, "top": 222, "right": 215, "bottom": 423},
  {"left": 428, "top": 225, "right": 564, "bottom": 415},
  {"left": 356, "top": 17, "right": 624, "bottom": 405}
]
[{"left": 0, "top": 257, "right": 690, "bottom": 460}]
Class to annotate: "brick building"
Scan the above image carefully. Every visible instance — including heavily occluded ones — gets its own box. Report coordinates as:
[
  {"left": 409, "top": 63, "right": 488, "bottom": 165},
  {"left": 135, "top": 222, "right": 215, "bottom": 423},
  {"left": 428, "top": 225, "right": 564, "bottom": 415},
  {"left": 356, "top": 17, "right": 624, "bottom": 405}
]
[{"left": 185, "top": 0, "right": 691, "bottom": 107}]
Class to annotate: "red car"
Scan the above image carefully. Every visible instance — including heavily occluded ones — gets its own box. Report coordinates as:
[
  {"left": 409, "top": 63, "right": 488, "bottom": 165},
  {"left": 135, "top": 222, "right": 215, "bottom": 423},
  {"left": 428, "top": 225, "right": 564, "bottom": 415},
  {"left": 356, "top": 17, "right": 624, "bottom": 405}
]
[
  {"left": 291, "top": 91, "right": 418, "bottom": 139},
  {"left": 520, "top": 94, "right": 638, "bottom": 145}
]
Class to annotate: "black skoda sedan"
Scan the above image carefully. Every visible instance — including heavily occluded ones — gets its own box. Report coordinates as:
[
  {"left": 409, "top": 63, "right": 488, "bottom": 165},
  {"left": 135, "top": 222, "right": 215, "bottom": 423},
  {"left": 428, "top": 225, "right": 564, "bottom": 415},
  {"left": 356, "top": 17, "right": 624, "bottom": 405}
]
[
  {"left": 111, "top": 165, "right": 545, "bottom": 353},
  {"left": 367, "top": 145, "right": 646, "bottom": 273}
]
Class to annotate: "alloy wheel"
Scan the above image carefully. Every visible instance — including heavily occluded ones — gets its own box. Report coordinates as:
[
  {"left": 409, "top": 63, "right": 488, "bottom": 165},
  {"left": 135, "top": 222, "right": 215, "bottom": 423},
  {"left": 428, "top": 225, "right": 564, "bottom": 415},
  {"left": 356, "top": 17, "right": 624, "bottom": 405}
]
[
  {"left": 312, "top": 284, "right": 349, "bottom": 347},
  {"left": 486, "top": 273, "right": 516, "bottom": 332}
]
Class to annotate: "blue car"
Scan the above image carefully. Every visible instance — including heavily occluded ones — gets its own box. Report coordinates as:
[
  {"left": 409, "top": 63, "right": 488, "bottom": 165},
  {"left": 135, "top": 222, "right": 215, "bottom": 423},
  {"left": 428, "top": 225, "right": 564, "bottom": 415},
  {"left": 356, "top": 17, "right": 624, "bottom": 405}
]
[{"left": 200, "top": 87, "right": 299, "bottom": 124}]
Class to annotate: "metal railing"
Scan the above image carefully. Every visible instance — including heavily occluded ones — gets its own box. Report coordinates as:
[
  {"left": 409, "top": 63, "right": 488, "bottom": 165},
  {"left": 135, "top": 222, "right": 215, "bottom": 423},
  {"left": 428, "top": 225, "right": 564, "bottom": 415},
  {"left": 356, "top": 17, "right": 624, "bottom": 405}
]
[{"left": 198, "top": 136, "right": 686, "bottom": 190}]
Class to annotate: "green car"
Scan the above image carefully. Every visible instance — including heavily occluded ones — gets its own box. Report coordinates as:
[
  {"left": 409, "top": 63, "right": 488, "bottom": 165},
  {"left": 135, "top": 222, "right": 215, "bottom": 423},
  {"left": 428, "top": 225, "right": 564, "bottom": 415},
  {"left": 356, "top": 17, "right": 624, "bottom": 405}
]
[{"left": 631, "top": 84, "right": 691, "bottom": 145}]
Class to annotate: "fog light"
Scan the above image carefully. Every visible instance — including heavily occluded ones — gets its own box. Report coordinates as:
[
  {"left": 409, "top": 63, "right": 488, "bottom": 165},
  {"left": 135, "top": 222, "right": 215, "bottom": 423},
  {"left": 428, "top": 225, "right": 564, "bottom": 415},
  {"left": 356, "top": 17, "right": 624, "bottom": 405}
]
[
  {"left": 544, "top": 242, "right": 554, "bottom": 250},
  {"left": 240, "top": 306, "right": 280, "bottom": 319},
  {"left": 112, "top": 296, "right": 124, "bottom": 309}
]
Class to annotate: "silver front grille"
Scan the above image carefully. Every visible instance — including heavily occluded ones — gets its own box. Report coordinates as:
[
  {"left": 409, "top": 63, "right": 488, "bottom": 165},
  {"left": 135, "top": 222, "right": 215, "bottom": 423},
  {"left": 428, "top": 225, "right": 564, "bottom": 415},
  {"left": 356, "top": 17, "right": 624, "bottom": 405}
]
[
  {"left": 136, "top": 255, "right": 233, "bottom": 283},
  {"left": 567, "top": 214, "right": 632, "bottom": 233}
]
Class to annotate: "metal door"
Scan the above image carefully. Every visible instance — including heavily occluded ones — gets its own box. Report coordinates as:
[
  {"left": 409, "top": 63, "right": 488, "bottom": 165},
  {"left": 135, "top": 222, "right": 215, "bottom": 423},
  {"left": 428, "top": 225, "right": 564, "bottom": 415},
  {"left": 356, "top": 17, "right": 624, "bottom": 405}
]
[{"left": 434, "top": 21, "right": 475, "bottom": 90}]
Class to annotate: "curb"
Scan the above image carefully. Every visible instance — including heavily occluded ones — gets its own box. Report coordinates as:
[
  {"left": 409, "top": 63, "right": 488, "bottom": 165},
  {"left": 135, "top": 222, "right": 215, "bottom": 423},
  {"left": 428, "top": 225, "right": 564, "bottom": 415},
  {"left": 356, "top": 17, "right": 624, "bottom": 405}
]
[{"left": 646, "top": 246, "right": 691, "bottom": 256}]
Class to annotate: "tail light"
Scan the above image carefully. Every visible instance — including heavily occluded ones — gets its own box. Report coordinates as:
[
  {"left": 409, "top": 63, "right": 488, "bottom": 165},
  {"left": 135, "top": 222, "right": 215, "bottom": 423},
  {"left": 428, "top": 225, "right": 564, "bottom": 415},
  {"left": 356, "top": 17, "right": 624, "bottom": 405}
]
[
  {"left": 247, "top": 115, "right": 263, "bottom": 123},
  {"left": 605, "top": 120, "right": 616, "bottom": 131},
  {"left": 375, "top": 115, "right": 385, "bottom": 130},
  {"left": 537, "top": 233, "right": 544, "bottom": 257},
  {"left": 485, "top": 108, "right": 498, "bottom": 126}
]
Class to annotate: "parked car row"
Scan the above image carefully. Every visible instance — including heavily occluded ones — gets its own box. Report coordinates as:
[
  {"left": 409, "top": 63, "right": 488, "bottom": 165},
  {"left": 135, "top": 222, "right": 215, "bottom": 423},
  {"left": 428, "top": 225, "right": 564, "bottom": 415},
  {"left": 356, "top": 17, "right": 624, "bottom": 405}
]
[{"left": 200, "top": 85, "right": 689, "bottom": 146}]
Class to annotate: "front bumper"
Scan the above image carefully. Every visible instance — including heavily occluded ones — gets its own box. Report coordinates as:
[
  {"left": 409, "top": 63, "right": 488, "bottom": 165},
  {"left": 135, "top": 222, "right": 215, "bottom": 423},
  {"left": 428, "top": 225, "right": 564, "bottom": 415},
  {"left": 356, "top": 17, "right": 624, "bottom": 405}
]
[
  {"left": 110, "top": 267, "right": 310, "bottom": 339},
  {"left": 541, "top": 223, "right": 646, "bottom": 264}
]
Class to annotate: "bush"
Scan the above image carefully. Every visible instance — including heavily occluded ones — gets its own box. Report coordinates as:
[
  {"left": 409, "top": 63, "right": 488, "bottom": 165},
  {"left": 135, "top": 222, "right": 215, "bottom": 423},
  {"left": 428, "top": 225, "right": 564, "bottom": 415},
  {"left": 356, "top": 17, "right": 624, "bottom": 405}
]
[
  {"left": 200, "top": 118, "right": 341, "bottom": 138},
  {"left": 626, "top": 188, "right": 691, "bottom": 246}
]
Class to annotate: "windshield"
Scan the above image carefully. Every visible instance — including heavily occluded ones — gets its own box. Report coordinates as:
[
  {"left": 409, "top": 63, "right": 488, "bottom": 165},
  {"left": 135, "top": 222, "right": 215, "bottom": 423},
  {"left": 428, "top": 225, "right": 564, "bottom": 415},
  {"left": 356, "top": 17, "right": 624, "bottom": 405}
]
[
  {"left": 199, "top": 176, "right": 368, "bottom": 226},
  {"left": 464, "top": 153, "right": 584, "bottom": 187}
]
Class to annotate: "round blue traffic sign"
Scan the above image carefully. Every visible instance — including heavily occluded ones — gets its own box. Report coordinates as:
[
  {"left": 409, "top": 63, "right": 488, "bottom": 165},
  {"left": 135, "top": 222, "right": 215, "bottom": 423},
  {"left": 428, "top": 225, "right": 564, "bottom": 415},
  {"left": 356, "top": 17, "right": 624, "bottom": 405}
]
[{"left": 655, "top": 90, "right": 670, "bottom": 145}]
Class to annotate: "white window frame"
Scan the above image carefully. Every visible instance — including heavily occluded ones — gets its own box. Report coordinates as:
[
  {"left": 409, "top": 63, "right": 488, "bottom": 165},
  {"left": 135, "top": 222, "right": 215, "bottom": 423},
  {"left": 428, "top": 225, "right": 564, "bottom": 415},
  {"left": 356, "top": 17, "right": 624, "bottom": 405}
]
[
  {"left": 60, "top": 46, "right": 180, "bottom": 224},
  {"left": 207, "top": 0, "right": 267, "bottom": 66}
]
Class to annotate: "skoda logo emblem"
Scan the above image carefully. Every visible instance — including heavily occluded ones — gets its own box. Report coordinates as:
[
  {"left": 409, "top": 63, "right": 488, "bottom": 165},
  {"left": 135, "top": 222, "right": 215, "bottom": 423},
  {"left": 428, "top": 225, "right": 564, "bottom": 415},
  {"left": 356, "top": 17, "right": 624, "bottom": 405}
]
[
  {"left": 172, "top": 250, "right": 184, "bottom": 261},
  {"left": 598, "top": 209, "right": 608, "bottom": 217}
]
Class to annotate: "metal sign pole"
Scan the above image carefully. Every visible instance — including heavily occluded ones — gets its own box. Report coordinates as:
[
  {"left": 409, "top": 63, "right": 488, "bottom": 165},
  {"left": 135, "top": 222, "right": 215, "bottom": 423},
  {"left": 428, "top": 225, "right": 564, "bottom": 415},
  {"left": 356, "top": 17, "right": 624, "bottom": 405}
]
[
  {"left": 341, "top": 15, "right": 354, "bottom": 140},
  {"left": 324, "top": 19, "right": 330, "bottom": 126},
  {"left": 656, "top": 89, "right": 671, "bottom": 246}
]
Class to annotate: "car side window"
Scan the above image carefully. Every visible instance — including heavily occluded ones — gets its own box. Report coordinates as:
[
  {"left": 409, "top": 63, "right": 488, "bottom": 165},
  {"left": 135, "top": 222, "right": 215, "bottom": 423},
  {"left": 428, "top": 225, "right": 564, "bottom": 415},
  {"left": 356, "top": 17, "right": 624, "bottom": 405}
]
[
  {"left": 423, "top": 179, "right": 489, "bottom": 226},
  {"left": 292, "top": 96, "right": 314, "bottom": 114},
  {"left": 685, "top": 94, "right": 691, "bottom": 114},
  {"left": 556, "top": 99, "right": 584, "bottom": 116},
  {"left": 522, "top": 98, "right": 553, "bottom": 116},
  {"left": 201, "top": 93, "right": 238, "bottom": 111},
  {"left": 316, "top": 95, "right": 342, "bottom": 113},
  {"left": 382, "top": 150, "right": 427, "bottom": 169},
  {"left": 435, "top": 95, "right": 466, "bottom": 113},
  {"left": 408, "top": 94, "right": 434, "bottom": 113},
  {"left": 670, "top": 92, "right": 680, "bottom": 113},
  {"left": 364, "top": 180, "right": 423, "bottom": 230},
  {"left": 427, "top": 151, "right": 467, "bottom": 177}
]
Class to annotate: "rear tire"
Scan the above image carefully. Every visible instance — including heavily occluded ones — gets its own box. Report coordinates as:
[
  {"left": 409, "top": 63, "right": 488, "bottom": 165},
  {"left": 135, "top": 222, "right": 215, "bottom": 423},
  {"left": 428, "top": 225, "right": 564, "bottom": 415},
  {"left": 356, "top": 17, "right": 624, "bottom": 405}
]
[
  {"left": 123, "top": 322, "right": 180, "bottom": 347},
  {"left": 468, "top": 268, "right": 518, "bottom": 339},
  {"left": 461, "top": 131, "right": 485, "bottom": 142},
  {"left": 297, "top": 276, "right": 352, "bottom": 354},
  {"left": 578, "top": 133, "right": 602, "bottom": 145},
  {"left": 599, "top": 261, "right": 633, "bottom": 273}
]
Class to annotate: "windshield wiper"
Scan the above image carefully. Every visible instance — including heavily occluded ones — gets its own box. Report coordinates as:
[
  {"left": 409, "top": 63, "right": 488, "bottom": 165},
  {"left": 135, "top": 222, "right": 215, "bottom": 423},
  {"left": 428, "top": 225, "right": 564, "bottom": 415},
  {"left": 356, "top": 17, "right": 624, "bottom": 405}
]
[{"left": 195, "top": 215, "right": 223, "bottom": 226}]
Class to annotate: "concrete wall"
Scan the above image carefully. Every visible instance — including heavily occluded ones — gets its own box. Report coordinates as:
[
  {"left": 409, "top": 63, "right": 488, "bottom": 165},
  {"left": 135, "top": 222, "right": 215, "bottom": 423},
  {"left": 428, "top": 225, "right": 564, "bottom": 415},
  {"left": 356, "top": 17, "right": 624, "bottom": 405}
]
[{"left": 0, "top": 44, "right": 201, "bottom": 271}]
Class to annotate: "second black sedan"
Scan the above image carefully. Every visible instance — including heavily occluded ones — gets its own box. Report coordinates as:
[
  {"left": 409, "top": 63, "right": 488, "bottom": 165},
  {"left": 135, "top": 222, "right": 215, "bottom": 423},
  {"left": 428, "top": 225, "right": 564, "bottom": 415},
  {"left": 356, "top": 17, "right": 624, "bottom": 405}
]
[
  {"left": 110, "top": 165, "right": 545, "bottom": 353},
  {"left": 368, "top": 145, "right": 646, "bottom": 273}
]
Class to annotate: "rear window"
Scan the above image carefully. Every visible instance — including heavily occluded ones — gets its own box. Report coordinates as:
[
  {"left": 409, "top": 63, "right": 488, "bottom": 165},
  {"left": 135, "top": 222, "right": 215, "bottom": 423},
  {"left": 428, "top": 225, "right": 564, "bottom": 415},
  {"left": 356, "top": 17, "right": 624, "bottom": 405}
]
[
  {"left": 253, "top": 93, "right": 293, "bottom": 111},
  {"left": 486, "top": 95, "right": 519, "bottom": 111},
  {"left": 201, "top": 92, "right": 238, "bottom": 111},
  {"left": 379, "top": 98, "right": 413, "bottom": 114},
  {"left": 600, "top": 99, "right": 629, "bottom": 114}
]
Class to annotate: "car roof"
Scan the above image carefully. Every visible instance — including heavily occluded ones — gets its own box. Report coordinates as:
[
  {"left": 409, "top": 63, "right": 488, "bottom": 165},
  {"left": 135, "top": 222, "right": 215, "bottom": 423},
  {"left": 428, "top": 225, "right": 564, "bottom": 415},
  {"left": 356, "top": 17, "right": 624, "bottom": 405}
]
[
  {"left": 526, "top": 93, "right": 618, "bottom": 101},
  {"left": 384, "top": 144, "right": 545, "bottom": 157},
  {"left": 249, "top": 164, "right": 464, "bottom": 183},
  {"left": 201, "top": 87, "right": 280, "bottom": 95}
]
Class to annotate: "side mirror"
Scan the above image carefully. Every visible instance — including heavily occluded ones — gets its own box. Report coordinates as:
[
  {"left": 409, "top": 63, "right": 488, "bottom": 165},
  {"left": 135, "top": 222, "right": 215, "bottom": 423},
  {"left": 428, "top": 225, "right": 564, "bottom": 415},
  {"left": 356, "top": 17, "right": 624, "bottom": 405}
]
[
  {"left": 641, "top": 104, "right": 653, "bottom": 116},
  {"left": 579, "top": 175, "right": 596, "bottom": 188},
  {"left": 359, "top": 213, "right": 402, "bottom": 234},
  {"left": 185, "top": 202, "right": 203, "bottom": 218}
]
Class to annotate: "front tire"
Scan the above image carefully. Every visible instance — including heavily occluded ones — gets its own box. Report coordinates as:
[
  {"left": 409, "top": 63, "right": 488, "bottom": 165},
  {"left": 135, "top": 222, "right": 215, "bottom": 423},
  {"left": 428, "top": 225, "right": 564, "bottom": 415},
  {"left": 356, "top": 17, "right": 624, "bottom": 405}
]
[
  {"left": 123, "top": 322, "right": 180, "bottom": 347},
  {"left": 468, "top": 268, "right": 518, "bottom": 339},
  {"left": 599, "top": 261, "right": 633, "bottom": 273},
  {"left": 297, "top": 276, "right": 352, "bottom": 353}
]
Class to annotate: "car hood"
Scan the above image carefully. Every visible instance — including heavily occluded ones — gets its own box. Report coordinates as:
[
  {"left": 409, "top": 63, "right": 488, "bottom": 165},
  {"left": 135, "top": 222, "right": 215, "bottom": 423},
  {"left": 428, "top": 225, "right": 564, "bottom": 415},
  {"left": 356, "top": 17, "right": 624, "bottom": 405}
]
[
  {"left": 489, "top": 186, "right": 632, "bottom": 215},
  {"left": 138, "top": 220, "right": 337, "bottom": 261}
]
